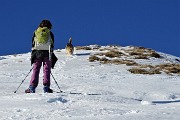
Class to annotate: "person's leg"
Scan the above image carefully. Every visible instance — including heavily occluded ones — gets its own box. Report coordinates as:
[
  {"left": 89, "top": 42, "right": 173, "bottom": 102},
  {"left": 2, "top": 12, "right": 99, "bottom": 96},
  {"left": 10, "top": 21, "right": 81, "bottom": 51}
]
[
  {"left": 29, "top": 59, "right": 42, "bottom": 92},
  {"left": 43, "top": 57, "right": 52, "bottom": 93}
]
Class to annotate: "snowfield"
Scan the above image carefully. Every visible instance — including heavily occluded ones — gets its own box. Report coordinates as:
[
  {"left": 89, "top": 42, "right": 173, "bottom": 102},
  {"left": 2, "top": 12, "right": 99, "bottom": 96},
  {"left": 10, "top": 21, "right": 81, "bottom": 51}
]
[{"left": 0, "top": 45, "right": 180, "bottom": 120}]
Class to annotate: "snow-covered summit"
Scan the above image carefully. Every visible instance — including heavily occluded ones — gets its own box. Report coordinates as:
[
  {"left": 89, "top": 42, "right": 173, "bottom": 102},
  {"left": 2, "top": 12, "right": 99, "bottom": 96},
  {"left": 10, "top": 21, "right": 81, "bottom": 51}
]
[{"left": 0, "top": 45, "right": 180, "bottom": 120}]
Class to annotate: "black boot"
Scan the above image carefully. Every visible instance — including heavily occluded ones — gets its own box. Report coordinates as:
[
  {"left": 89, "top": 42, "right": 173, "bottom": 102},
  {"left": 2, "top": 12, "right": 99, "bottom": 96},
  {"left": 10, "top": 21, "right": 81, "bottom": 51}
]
[
  {"left": 43, "top": 86, "right": 53, "bottom": 93},
  {"left": 25, "top": 85, "right": 36, "bottom": 93}
]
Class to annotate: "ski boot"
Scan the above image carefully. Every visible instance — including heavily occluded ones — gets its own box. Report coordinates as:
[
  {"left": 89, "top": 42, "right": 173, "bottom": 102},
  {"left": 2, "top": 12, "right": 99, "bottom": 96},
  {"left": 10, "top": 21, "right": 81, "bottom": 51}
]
[
  {"left": 25, "top": 85, "right": 36, "bottom": 93},
  {"left": 43, "top": 86, "right": 53, "bottom": 93}
]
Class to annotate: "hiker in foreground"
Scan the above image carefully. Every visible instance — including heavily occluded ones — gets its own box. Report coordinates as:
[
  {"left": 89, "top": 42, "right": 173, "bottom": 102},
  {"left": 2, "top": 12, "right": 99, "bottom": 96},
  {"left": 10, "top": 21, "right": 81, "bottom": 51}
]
[{"left": 25, "top": 20, "right": 57, "bottom": 93}]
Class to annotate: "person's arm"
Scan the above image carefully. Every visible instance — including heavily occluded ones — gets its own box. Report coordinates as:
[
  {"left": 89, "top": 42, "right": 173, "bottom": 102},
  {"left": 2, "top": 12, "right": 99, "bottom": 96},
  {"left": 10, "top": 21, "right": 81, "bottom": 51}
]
[
  {"left": 50, "top": 32, "right": 54, "bottom": 50},
  {"left": 32, "top": 32, "right": 35, "bottom": 48}
]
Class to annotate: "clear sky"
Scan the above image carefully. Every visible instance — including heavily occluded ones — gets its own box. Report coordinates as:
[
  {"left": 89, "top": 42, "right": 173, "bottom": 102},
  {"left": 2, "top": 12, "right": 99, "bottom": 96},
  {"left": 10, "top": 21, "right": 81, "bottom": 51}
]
[{"left": 0, "top": 0, "right": 179, "bottom": 57}]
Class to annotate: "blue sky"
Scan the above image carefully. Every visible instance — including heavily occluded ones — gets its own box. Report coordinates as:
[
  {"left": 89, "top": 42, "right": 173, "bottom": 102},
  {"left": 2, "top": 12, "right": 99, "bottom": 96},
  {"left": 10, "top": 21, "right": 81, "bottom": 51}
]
[{"left": 0, "top": 0, "right": 179, "bottom": 57}]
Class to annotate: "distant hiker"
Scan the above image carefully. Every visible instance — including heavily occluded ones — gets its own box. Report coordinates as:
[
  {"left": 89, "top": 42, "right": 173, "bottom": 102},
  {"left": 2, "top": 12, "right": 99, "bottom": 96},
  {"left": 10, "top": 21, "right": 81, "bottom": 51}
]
[{"left": 25, "top": 20, "right": 57, "bottom": 93}]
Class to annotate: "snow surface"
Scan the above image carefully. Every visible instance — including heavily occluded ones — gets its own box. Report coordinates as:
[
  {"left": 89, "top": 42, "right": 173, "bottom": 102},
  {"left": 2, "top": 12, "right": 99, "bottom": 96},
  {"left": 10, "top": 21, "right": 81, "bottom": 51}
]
[{"left": 0, "top": 46, "right": 180, "bottom": 120}]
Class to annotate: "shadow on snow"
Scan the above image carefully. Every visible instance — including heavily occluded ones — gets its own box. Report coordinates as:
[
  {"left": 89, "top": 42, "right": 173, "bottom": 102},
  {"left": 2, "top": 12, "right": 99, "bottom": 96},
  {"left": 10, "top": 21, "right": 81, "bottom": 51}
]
[
  {"left": 74, "top": 53, "right": 90, "bottom": 56},
  {"left": 47, "top": 97, "right": 68, "bottom": 104},
  {"left": 152, "top": 100, "right": 180, "bottom": 104},
  {"left": 0, "top": 57, "right": 6, "bottom": 60}
]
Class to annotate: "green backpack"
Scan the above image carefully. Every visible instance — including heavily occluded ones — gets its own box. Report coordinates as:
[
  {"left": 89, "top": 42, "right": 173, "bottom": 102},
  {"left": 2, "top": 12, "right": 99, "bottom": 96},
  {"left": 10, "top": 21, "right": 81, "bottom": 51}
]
[
  {"left": 33, "top": 27, "right": 53, "bottom": 50},
  {"left": 35, "top": 27, "right": 50, "bottom": 44}
]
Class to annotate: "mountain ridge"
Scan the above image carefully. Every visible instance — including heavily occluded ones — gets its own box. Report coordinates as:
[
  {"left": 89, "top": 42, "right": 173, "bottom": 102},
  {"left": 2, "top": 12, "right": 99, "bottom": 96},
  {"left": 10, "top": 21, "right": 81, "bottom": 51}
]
[{"left": 0, "top": 45, "right": 180, "bottom": 120}]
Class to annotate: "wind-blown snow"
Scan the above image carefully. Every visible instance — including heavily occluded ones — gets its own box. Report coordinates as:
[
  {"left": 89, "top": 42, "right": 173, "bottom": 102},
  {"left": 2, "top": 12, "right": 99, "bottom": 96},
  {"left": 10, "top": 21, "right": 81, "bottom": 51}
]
[{"left": 0, "top": 45, "right": 180, "bottom": 120}]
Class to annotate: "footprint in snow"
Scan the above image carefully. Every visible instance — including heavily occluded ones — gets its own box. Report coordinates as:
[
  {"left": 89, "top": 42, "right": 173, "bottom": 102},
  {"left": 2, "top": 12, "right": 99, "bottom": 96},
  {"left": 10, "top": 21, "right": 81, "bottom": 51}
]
[{"left": 47, "top": 97, "right": 68, "bottom": 104}]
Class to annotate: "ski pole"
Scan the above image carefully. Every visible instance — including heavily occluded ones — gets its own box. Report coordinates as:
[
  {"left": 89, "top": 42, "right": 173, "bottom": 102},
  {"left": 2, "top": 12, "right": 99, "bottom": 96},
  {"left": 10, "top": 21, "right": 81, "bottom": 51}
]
[
  {"left": 50, "top": 72, "right": 62, "bottom": 93},
  {"left": 49, "top": 45, "right": 52, "bottom": 61},
  {"left": 49, "top": 44, "right": 62, "bottom": 92},
  {"left": 14, "top": 67, "right": 33, "bottom": 93}
]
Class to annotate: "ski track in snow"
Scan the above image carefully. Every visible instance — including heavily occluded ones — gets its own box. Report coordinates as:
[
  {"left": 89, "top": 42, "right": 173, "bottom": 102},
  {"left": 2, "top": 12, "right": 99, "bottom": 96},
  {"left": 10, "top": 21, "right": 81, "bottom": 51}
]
[{"left": 0, "top": 47, "right": 180, "bottom": 120}]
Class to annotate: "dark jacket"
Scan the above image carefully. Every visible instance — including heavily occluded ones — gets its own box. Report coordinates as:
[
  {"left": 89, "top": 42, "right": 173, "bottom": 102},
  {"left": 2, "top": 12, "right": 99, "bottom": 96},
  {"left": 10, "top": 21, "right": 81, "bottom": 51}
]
[{"left": 31, "top": 31, "right": 58, "bottom": 69}]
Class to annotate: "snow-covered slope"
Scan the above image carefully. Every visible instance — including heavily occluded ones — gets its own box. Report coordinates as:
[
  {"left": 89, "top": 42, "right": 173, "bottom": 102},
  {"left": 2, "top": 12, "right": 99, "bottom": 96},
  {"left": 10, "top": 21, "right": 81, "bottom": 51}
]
[{"left": 0, "top": 45, "right": 180, "bottom": 120}]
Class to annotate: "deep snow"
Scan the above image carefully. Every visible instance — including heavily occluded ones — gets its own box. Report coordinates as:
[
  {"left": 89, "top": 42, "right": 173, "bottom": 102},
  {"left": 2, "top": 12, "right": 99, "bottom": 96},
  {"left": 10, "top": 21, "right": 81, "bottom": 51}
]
[{"left": 0, "top": 45, "right": 180, "bottom": 120}]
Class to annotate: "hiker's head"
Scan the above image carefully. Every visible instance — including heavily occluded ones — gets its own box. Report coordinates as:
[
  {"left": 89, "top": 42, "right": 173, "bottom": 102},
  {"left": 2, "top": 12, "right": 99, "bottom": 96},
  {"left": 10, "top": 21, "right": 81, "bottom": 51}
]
[{"left": 39, "top": 20, "right": 52, "bottom": 29}]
